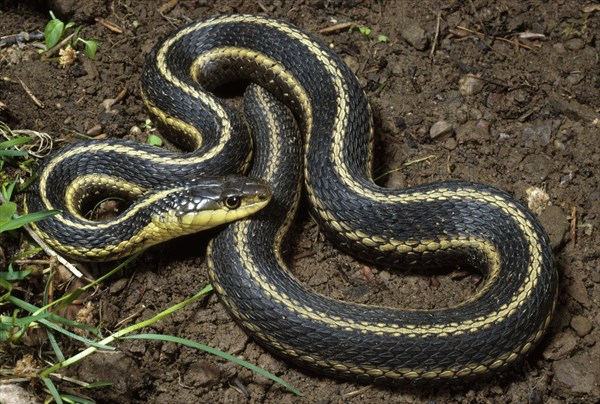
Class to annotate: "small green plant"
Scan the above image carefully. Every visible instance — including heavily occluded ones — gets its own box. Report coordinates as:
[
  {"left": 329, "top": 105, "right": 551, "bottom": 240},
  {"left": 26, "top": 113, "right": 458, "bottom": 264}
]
[
  {"left": 0, "top": 177, "right": 58, "bottom": 234},
  {"left": 357, "top": 26, "right": 389, "bottom": 43},
  {"left": 142, "top": 119, "right": 163, "bottom": 146},
  {"left": 358, "top": 26, "right": 372, "bottom": 36},
  {"left": 0, "top": 136, "right": 32, "bottom": 172},
  {"left": 146, "top": 134, "right": 163, "bottom": 147},
  {"left": 44, "top": 11, "right": 100, "bottom": 60},
  {"left": 0, "top": 134, "right": 59, "bottom": 234}
]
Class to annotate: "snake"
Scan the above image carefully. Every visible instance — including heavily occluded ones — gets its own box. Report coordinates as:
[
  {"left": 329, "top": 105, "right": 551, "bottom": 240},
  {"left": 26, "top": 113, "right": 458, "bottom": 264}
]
[{"left": 27, "top": 14, "right": 557, "bottom": 384}]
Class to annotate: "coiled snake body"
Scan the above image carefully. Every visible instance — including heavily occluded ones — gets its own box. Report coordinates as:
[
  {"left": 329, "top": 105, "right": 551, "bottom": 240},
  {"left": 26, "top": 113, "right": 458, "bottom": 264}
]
[{"left": 29, "top": 14, "right": 557, "bottom": 384}]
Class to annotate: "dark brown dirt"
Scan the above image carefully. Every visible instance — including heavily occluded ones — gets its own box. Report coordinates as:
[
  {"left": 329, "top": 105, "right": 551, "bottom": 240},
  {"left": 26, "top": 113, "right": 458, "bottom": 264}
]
[{"left": 1, "top": 0, "right": 599, "bottom": 403}]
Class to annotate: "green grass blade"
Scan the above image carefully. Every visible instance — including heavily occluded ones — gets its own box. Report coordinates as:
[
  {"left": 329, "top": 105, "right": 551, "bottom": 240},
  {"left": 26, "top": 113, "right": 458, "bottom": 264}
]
[
  {"left": 0, "top": 269, "right": 32, "bottom": 281},
  {"left": 9, "top": 296, "right": 101, "bottom": 336},
  {"left": 0, "top": 209, "right": 60, "bottom": 233},
  {"left": 124, "top": 333, "right": 302, "bottom": 396},
  {"left": 79, "top": 381, "right": 113, "bottom": 389},
  {"left": 39, "top": 284, "right": 214, "bottom": 379},
  {"left": 0, "top": 277, "right": 12, "bottom": 300},
  {"left": 0, "top": 136, "right": 32, "bottom": 149},
  {"left": 42, "top": 376, "right": 64, "bottom": 404},
  {"left": 0, "top": 149, "right": 28, "bottom": 157},
  {"left": 38, "top": 318, "right": 114, "bottom": 350},
  {"left": 60, "top": 394, "right": 95, "bottom": 404},
  {"left": 47, "top": 327, "right": 66, "bottom": 362},
  {"left": 3, "top": 178, "right": 18, "bottom": 200}
]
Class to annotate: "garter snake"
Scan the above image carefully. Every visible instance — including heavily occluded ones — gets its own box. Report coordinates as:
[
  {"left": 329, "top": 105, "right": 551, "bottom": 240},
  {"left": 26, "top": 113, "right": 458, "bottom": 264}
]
[{"left": 29, "top": 14, "right": 557, "bottom": 383}]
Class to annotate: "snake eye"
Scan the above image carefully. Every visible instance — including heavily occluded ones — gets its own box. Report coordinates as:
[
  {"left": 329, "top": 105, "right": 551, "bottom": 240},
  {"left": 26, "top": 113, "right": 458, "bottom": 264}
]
[{"left": 224, "top": 196, "right": 241, "bottom": 209}]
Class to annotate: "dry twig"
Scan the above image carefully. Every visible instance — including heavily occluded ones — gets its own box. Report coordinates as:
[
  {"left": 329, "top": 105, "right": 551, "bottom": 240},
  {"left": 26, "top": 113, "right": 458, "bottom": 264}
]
[
  {"left": 17, "top": 78, "right": 44, "bottom": 109},
  {"left": 430, "top": 11, "right": 442, "bottom": 58},
  {"left": 0, "top": 31, "right": 45, "bottom": 48},
  {"left": 42, "top": 32, "right": 75, "bottom": 59},
  {"left": 319, "top": 21, "right": 357, "bottom": 34},
  {"left": 159, "top": 0, "right": 179, "bottom": 14},
  {"left": 95, "top": 18, "right": 125, "bottom": 34}
]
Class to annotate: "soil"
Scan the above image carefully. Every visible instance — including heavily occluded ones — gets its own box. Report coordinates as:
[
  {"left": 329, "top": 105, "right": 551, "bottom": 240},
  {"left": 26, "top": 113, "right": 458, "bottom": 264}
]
[{"left": 1, "top": 0, "right": 599, "bottom": 403}]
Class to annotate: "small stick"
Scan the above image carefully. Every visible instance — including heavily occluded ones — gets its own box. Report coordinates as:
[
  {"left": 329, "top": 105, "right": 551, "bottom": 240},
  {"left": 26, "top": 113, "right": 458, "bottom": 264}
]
[
  {"left": 569, "top": 206, "right": 577, "bottom": 245},
  {"left": 95, "top": 18, "right": 125, "bottom": 34},
  {"left": 0, "top": 31, "right": 45, "bottom": 48},
  {"left": 113, "top": 305, "right": 146, "bottom": 328},
  {"left": 430, "top": 11, "right": 442, "bottom": 59},
  {"left": 107, "top": 87, "right": 128, "bottom": 108},
  {"left": 455, "top": 26, "right": 535, "bottom": 51},
  {"left": 583, "top": 4, "right": 600, "bottom": 12},
  {"left": 319, "top": 21, "right": 357, "bottom": 34},
  {"left": 42, "top": 32, "right": 75, "bottom": 59},
  {"left": 159, "top": 0, "right": 179, "bottom": 14},
  {"left": 17, "top": 77, "right": 45, "bottom": 109},
  {"left": 256, "top": 1, "right": 269, "bottom": 13}
]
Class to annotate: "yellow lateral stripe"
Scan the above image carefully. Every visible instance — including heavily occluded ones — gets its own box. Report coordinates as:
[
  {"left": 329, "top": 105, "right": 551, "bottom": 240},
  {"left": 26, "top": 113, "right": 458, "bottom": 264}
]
[{"left": 235, "top": 218, "right": 537, "bottom": 335}]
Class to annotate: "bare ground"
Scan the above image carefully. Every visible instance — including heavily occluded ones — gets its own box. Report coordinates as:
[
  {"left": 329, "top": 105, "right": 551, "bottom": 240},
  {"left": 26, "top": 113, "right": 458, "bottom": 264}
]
[{"left": 0, "top": 0, "right": 599, "bottom": 403}]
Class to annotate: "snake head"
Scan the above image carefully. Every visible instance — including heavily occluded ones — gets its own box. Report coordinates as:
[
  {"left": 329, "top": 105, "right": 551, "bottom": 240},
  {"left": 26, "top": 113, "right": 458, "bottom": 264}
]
[{"left": 153, "top": 175, "right": 272, "bottom": 234}]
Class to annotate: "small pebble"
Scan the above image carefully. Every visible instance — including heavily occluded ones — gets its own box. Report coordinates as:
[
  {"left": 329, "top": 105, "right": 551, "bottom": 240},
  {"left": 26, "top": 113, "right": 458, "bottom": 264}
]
[
  {"left": 400, "top": 22, "right": 428, "bottom": 50},
  {"left": 566, "top": 71, "right": 585, "bottom": 86},
  {"left": 543, "top": 332, "right": 577, "bottom": 361},
  {"left": 522, "top": 120, "right": 553, "bottom": 146},
  {"left": 343, "top": 55, "right": 360, "bottom": 73},
  {"left": 379, "top": 270, "right": 391, "bottom": 283},
  {"left": 564, "top": 38, "right": 585, "bottom": 51},
  {"left": 429, "top": 120, "right": 454, "bottom": 140},
  {"left": 459, "top": 74, "right": 484, "bottom": 96},
  {"left": 570, "top": 315, "right": 593, "bottom": 337},
  {"left": 86, "top": 124, "right": 103, "bottom": 136},
  {"left": 568, "top": 275, "right": 592, "bottom": 308},
  {"left": 553, "top": 353, "right": 597, "bottom": 394},
  {"left": 454, "top": 108, "right": 468, "bottom": 124},
  {"left": 386, "top": 171, "right": 406, "bottom": 188},
  {"left": 538, "top": 205, "right": 569, "bottom": 249},
  {"left": 0, "top": 384, "right": 40, "bottom": 404},
  {"left": 129, "top": 125, "right": 142, "bottom": 136},
  {"left": 552, "top": 43, "right": 566, "bottom": 54},
  {"left": 526, "top": 186, "right": 550, "bottom": 215},
  {"left": 110, "top": 278, "right": 128, "bottom": 294},
  {"left": 511, "top": 88, "right": 529, "bottom": 103}
]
